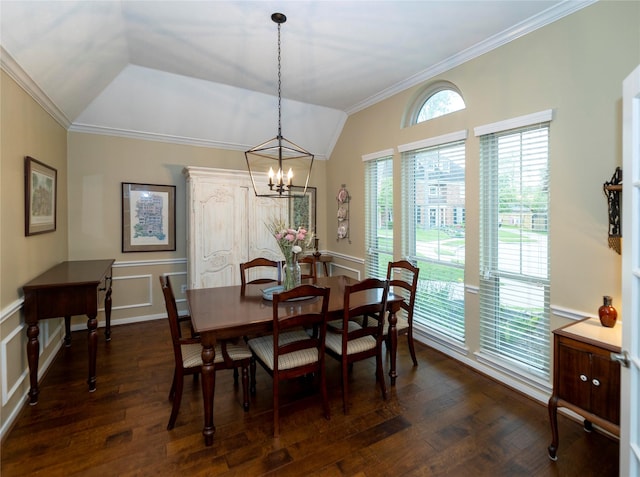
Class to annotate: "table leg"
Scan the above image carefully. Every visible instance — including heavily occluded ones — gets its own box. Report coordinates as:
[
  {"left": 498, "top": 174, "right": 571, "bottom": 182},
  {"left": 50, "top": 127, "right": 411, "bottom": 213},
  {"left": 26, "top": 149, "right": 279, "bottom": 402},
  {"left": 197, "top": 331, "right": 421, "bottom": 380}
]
[
  {"left": 200, "top": 337, "right": 217, "bottom": 446},
  {"left": 388, "top": 310, "right": 398, "bottom": 386},
  {"left": 104, "top": 276, "right": 113, "bottom": 341},
  {"left": 27, "top": 323, "right": 40, "bottom": 405},
  {"left": 547, "top": 395, "right": 559, "bottom": 460},
  {"left": 87, "top": 314, "right": 98, "bottom": 392},
  {"left": 64, "top": 316, "right": 72, "bottom": 347}
]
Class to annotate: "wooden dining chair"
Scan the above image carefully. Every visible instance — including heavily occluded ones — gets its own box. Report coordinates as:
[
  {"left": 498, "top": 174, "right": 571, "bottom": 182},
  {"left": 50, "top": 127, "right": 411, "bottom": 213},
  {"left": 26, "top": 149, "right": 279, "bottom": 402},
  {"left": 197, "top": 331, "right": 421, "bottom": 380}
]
[
  {"left": 240, "top": 257, "right": 281, "bottom": 293},
  {"left": 159, "top": 275, "right": 252, "bottom": 430},
  {"left": 298, "top": 255, "right": 317, "bottom": 281},
  {"left": 385, "top": 260, "right": 420, "bottom": 367},
  {"left": 325, "top": 277, "right": 389, "bottom": 414},
  {"left": 247, "top": 284, "right": 331, "bottom": 437}
]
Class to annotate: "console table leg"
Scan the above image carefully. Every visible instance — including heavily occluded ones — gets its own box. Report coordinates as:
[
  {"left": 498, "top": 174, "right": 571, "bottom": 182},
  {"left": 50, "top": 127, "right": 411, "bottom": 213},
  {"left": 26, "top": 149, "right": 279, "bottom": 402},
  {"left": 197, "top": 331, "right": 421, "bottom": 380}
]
[
  {"left": 87, "top": 315, "right": 98, "bottom": 392},
  {"left": 104, "top": 275, "right": 113, "bottom": 341},
  {"left": 64, "top": 316, "right": 72, "bottom": 347},
  {"left": 27, "top": 323, "right": 40, "bottom": 405}
]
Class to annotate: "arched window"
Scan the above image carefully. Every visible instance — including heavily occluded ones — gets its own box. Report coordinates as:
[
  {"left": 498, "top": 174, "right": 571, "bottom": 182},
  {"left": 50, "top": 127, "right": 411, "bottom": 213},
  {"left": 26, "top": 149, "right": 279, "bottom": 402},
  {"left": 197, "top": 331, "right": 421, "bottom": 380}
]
[{"left": 405, "top": 81, "right": 466, "bottom": 126}]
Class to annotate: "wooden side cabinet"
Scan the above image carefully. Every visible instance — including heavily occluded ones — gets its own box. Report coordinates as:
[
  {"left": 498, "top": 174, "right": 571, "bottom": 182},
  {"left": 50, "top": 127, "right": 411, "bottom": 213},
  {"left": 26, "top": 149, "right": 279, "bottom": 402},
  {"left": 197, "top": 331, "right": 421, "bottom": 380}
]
[{"left": 548, "top": 317, "right": 621, "bottom": 460}]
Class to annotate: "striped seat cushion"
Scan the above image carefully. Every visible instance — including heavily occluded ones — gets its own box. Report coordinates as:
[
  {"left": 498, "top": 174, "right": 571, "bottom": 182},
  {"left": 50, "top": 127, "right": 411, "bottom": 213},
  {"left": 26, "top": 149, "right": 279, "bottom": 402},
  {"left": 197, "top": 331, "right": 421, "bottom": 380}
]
[
  {"left": 248, "top": 330, "right": 318, "bottom": 371},
  {"left": 325, "top": 321, "right": 376, "bottom": 356},
  {"left": 180, "top": 342, "right": 252, "bottom": 369}
]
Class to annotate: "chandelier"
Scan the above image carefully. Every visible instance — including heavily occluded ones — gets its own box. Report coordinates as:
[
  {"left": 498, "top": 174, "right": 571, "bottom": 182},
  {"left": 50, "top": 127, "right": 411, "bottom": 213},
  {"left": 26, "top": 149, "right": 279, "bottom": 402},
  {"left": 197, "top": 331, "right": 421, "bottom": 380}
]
[{"left": 244, "top": 12, "right": 314, "bottom": 198}]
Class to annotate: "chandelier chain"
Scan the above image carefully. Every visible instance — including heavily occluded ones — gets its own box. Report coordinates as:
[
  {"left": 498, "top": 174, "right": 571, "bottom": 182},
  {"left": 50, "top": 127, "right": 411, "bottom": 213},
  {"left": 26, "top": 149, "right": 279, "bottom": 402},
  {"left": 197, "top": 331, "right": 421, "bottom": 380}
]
[{"left": 277, "top": 22, "right": 282, "bottom": 139}]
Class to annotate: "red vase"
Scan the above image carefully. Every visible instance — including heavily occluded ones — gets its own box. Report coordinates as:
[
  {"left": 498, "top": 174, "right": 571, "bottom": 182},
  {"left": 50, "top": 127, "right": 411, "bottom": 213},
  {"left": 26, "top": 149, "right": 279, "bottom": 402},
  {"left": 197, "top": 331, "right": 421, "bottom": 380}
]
[{"left": 598, "top": 296, "right": 617, "bottom": 328}]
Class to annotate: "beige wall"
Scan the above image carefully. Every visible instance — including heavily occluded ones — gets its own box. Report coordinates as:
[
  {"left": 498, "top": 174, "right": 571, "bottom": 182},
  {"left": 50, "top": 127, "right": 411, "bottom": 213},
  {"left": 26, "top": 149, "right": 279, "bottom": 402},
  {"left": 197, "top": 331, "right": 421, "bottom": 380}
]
[
  {"left": 1, "top": 70, "right": 68, "bottom": 431},
  {"left": 327, "top": 1, "right": 638, "bottom": 393},
  {"left": 67, "top": 133, "right": 328, "bottom": 262},
  {"left": 66, "top": 133, "right": 328, "bottom": 324}
]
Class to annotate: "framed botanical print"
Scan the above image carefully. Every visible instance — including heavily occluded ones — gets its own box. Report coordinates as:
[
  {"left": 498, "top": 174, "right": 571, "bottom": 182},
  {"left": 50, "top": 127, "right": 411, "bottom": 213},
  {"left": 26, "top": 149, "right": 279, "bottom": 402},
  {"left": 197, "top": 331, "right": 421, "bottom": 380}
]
[
  {"left": 289, "top": 186, "right": 316, "bottom": 234},
  {"left": 122, "top": 182, "right": 176, "bottom": 252},
  {"left": 25, "top": 156, "right": 57, "bottom": 236}
]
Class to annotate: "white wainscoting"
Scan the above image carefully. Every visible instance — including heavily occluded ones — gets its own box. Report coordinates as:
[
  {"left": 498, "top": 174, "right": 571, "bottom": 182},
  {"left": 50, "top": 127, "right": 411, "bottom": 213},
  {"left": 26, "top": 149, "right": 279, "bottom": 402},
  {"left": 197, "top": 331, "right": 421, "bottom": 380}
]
[{"left": 0, "top": 258, "right": 188, "bottom": 441}]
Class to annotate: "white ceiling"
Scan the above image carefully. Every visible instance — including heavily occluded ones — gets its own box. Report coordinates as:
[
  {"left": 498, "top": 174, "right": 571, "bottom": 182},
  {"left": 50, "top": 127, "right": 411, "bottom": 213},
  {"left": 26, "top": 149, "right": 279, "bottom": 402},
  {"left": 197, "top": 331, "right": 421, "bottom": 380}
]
[{"left": 0, "top": 1, "right": 593, "bottom": 159}]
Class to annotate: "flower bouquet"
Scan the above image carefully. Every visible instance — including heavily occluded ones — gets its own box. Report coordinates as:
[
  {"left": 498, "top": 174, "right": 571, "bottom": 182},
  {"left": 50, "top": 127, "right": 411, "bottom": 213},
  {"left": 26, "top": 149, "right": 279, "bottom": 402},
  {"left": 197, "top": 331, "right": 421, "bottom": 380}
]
[{"left": 266, "top": 218, "right": 314, "bottom": 290}]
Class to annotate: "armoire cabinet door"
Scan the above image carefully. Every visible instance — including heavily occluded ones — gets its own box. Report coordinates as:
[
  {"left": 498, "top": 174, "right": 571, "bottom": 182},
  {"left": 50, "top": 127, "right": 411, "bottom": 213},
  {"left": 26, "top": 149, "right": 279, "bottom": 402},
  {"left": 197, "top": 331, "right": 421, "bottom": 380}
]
[
  {"left": 249, "top": 195, "right": 289, "bottom": 261},
  {"left": 185, "top": 167, "right": 287, "bottom": 289}
]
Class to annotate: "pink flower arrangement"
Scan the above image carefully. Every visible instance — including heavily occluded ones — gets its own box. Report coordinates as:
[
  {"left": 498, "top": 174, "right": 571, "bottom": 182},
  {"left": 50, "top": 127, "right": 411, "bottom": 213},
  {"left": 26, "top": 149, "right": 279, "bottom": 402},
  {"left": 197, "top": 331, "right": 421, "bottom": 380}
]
[{"left": 267, "top": 219, "right": 313, "bottom": 261}]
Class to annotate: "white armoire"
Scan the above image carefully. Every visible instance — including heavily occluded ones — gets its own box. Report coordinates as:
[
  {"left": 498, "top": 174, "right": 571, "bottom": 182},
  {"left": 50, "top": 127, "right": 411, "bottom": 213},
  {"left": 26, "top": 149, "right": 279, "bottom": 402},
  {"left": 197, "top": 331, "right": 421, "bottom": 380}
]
[{"left": 184, "top": 167, "right": 287, "bottom": 288}]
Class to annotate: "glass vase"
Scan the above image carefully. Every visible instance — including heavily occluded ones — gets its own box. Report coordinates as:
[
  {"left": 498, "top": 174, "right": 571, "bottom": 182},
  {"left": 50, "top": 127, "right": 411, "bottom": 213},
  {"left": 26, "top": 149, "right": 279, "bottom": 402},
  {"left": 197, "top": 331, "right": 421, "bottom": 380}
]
[{"left": 283, "top": 257, "right": 301, "bottom": 291}]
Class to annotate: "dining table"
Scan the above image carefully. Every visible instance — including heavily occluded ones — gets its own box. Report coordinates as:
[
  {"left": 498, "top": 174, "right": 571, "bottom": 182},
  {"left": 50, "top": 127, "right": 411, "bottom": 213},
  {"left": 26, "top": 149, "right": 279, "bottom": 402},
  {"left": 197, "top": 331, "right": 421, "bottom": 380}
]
[{"left": 186, "top": 274, "right": 403, "bottom": 446}]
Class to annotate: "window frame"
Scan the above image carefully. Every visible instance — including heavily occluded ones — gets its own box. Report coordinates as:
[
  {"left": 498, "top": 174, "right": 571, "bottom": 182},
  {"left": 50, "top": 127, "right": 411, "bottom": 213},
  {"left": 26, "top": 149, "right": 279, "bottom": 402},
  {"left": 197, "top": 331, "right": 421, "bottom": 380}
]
[
  {"left": 404, "top": 81, "right": 466, "bottom": 127},
  {"left": 400, "top": 130, "right": 467, "bottom": 343},
  {"left": 474, "top": 109, "right": 553, "bottom": 383},
  {"left": 364, "top": 149, "right": 394, "bottom": 280}
]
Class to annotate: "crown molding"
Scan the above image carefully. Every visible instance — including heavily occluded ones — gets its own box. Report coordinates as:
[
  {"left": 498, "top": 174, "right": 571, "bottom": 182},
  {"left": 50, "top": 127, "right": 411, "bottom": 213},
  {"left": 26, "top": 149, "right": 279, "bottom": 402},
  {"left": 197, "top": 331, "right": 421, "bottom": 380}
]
[
  {"left": 68, "top": 123, "right": 329, "bottom": 160},
  {"left": 345, "top": 0, "right": 597, "bottom": 115},
  {"left": 0, "top": 46, "right": 71, "bottom": 128}
]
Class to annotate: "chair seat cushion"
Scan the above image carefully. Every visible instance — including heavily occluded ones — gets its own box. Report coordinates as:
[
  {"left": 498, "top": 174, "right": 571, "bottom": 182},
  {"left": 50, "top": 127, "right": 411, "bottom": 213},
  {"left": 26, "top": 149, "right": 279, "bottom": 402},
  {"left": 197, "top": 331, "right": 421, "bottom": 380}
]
[
  {"left": 327, "top": 319, "right": 361, "bottom": 331},
  {"left": 325, "top": 321, "right": 376, "bottom": 356},
  {"left": 181, "top": 342, "right": 252, "bottom": 369},
  {"left": 248, "top": 330, "right": 317, "bottom": 371}
]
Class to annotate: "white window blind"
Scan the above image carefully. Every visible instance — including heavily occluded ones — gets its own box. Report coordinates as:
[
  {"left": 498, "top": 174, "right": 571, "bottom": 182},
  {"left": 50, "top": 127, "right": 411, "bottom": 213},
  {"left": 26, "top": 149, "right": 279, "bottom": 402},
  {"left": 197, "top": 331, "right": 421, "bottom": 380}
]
[
  {"left": 478, "top": 122, "right": 551, "bottom": 377},
  {"left": 401, "top": 139, "right": 466, "bottom": 341},
  {"left": 364, "top": 154, "right": 393, "bottom": 279}
]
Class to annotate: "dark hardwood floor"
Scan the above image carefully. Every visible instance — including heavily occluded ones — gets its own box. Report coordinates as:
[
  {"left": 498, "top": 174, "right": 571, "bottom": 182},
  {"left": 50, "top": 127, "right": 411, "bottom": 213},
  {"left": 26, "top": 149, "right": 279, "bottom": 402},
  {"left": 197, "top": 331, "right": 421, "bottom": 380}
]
[{"left": 1, "top": 320, "right": 618, "bottom": 476}]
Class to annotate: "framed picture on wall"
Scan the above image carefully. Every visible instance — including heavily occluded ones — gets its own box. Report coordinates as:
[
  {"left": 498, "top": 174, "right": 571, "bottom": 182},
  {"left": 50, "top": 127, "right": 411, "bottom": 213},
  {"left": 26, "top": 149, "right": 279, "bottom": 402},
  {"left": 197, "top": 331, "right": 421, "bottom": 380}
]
[
  {"left": 25, "top": 156, "right": 57, "bottom": 236},
  {"left": 122, "top": 182, "right": 176, "bottom": 252},
  {"left": 289, "top": 186, "right": 316, "bottom": 234}
]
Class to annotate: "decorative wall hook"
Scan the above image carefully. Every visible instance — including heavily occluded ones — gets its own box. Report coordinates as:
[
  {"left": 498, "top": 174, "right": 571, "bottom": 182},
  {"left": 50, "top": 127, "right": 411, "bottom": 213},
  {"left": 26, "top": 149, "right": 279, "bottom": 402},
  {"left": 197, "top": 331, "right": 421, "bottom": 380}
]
[{"left": 603, "top": 167, "right": 622, "bottom": 254}]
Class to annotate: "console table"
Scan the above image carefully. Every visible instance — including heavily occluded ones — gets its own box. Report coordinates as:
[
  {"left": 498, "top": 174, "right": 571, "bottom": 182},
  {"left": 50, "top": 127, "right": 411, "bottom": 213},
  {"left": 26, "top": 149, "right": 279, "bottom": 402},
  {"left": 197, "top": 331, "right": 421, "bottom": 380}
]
[
  {"left": 22, "top": 259, "right": 114, "bottom": 404},
  {"left": 547, "top": 317, "right": 621, "bottom": 460}
]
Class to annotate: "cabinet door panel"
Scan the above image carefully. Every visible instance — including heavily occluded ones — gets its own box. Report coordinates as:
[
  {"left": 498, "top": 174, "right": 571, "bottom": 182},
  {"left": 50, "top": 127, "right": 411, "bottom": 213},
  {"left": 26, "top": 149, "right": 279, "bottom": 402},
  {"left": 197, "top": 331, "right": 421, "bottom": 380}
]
[
  {"left": 198, "top": 184, "right": 247, "bottom": 287},
  {"left": 248, "top": 195, "right": 288, "bottom": 264},
  {"left": 590, "top": 353, "right": 621, "bottom": 424},
  {"left": 557, "top": 342, "right": 591, "bottom": 410}
]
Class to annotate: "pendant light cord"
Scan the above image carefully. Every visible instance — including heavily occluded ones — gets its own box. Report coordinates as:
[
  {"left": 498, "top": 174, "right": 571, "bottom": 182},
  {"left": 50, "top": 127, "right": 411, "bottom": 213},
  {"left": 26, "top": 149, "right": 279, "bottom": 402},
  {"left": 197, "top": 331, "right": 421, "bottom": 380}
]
[{"left": 277, "top": 22, "right": 282, "bottom": 141}]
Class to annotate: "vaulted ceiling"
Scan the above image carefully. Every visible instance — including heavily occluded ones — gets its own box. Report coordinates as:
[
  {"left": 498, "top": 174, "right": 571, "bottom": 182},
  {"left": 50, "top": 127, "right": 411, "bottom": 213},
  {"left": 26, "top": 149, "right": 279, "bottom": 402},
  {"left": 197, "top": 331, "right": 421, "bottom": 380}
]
[{"left": 0, "top": 1, "right": 592, "bottom": 159}]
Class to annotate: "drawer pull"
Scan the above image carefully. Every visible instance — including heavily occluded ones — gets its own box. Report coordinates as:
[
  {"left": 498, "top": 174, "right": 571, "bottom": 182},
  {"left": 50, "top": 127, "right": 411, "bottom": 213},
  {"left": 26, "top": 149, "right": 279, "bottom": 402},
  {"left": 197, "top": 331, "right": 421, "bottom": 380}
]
[
  {"left": 580, "top": 374, "right": 588, "bottom": 382},
  {"left": 592, "top": 378, "right": 600, "bottom": 387}
]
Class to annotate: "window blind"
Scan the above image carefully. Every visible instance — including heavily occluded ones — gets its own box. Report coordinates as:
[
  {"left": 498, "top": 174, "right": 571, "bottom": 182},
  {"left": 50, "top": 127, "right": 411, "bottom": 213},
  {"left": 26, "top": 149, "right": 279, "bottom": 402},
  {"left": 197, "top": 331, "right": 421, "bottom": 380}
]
[
  {"left": 478, "top": 122, "right": 551, "bottom": 377},
  {"left": 401, "top": 139, "right": 466, "bottom": 341},
  {"left": 364, "top": 155, "right": 393, "bottom": 279}
]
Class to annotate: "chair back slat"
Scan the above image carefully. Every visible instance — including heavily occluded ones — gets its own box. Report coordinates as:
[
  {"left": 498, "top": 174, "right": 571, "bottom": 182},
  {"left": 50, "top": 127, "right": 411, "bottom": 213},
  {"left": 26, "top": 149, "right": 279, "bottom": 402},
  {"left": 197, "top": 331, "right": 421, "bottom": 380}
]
[
  {"left": 240, "top": 257, "right": 281, "bottom": 293},
  {"left": 386, "top": 260, "right": 419, "bottom": 321},
  {"left": 159, "top": 276, "right": 185, "bottom": 357},
  {"left": 298, "top": 255, "right": 317, "bottom": 281},
  {"left": 342, "top": 277, "right": 389, "bottom": 345},
  {"left": 272, "top": 284, "right": 330, "bottom": 369}
]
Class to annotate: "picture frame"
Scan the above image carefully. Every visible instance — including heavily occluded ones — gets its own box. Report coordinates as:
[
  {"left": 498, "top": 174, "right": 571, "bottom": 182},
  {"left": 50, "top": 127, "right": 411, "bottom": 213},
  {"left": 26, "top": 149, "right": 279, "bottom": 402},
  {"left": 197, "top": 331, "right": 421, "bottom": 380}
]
[
  {"left": 289, "top": 186, "right": 316, "bottom": 234},
  {"left": 25, "top": 156, "right": 57, "bottom": 236},
  {"left": 122, "top": 182, "right": 176, "bottom": 252}
]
